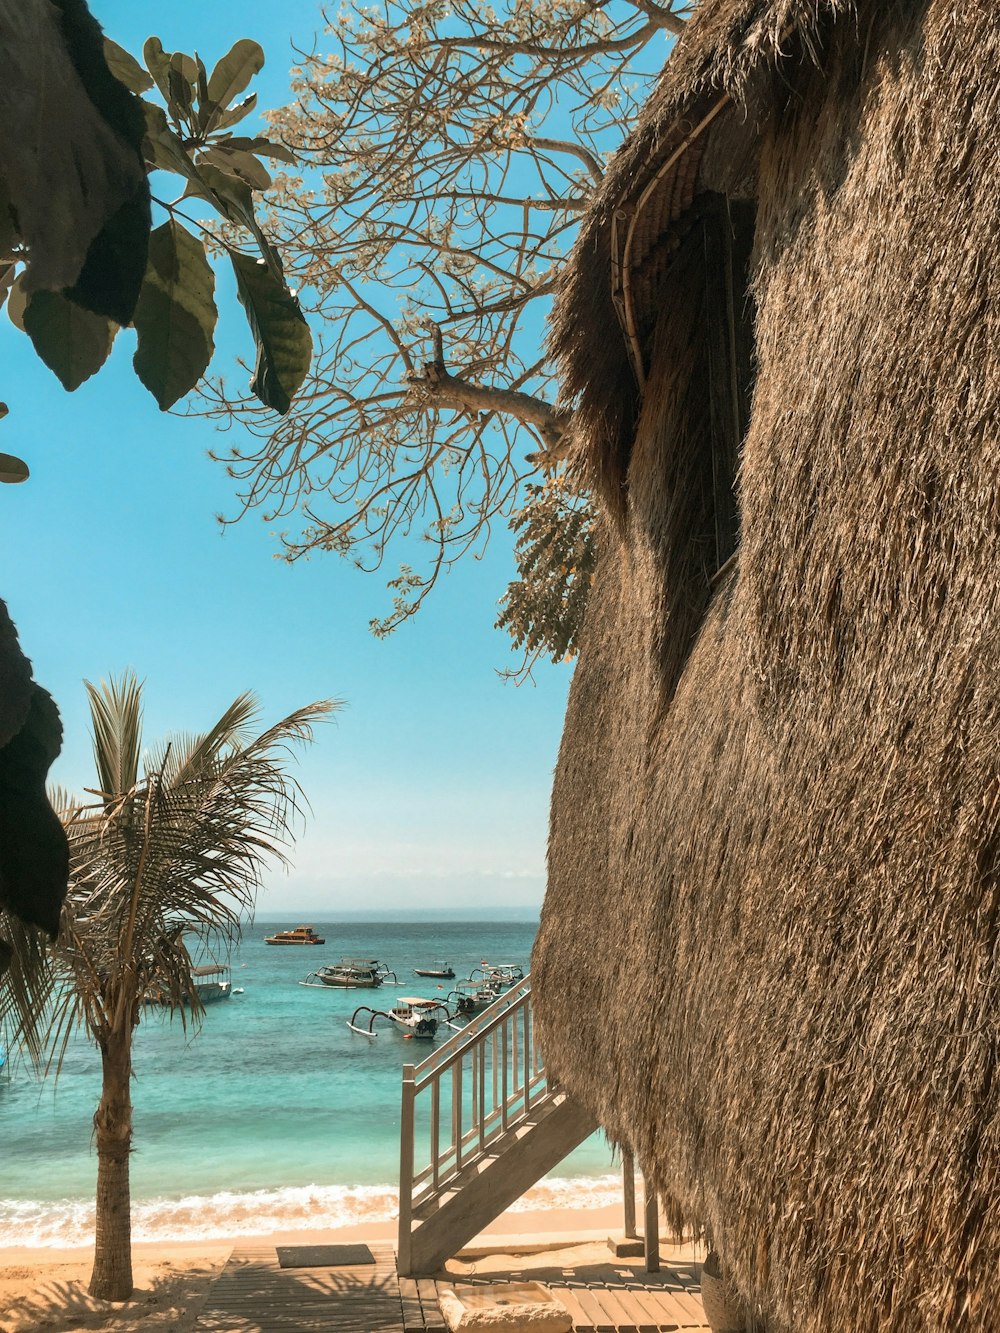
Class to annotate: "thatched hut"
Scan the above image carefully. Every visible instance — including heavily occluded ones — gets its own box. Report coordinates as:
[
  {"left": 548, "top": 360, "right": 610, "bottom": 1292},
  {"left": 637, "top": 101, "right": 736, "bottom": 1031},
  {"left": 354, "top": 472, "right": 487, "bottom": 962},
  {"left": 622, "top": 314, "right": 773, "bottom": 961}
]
[{"left": 533, "top": 2, "right": 1000, "bottom": 1329}]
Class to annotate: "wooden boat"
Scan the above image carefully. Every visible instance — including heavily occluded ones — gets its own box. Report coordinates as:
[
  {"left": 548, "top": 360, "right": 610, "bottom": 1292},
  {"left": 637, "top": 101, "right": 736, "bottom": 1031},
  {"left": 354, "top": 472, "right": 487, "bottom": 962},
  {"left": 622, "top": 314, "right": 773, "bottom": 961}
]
[
  {"left": 413, "top": 961, "right": 455, "bottom": 979},
  {"left": 447, "top": 978, "right": 499, "bottom": 1015},
  {"left": 469, "top": 962, "right": 523, "bottom": 988},
  {"left": 264, "top": 925, "right": 325, "bottom": 945},
  {"left": 300, "top": 957, "right": 397, "bottom": 989},
  {"left": 348, "top": 996, "right": 461, "bottom": 1039},
  {"left": 145, "top": 963, "right": 231, "bottom": 1006}
]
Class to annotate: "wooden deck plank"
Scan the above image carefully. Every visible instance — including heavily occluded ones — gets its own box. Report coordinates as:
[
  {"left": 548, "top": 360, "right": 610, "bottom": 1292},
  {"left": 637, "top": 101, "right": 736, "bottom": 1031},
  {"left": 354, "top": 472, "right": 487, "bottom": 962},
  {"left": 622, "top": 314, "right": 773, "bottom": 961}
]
[
  {"left": 666, "top": 1289, "right": 706, "bottom": 1327},
  {"left": 416, "top": 1276, "right": 446, "bottom": 1332},
  {"left": 398, "top": 1275, "right": 426, "bottom": 1332},
  {"left": 584, "top": 1283, "right": 639, "bottom": 1332},
  {"left": 198, "top": 1244, "right": 405, "bottom": 1333},
  {"left": 621, "top": 1282, "right": 682, "bottom": 1330},
  {"left": 546, "top": 1285, "right": 594, "bottom": 1330},
  {"left": 604, "top": 1287, "right": 660, "bottom": 1333},
  {"left": 568, "top": 1285, "right": 616, "bottom": 1333}
]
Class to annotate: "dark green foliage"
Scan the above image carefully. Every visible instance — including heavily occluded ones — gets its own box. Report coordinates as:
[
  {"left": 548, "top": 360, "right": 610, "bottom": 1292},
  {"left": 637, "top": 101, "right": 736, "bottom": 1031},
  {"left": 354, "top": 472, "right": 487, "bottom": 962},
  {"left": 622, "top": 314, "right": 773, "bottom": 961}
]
[
  {"left": 0, "top": 687, "right": 69, "bottom": 938},
  {"left": 0, "top": 454, "right": 28, "bottom": 483},
  {"left": 4, "top": 15, "right": 309, "bottom": 415},
  {"left": 133, "top": 221, "right": 217, "bottom": 410},
  {"left": 230, "top": 249, "right": 312, "bottom": 416},
  {"left": 65, "top": 189, "right": 152, "bottom": 328},
  {"left": 51, "top": 0, "right": 150, "bottom": 325},
  {"left": 22, "top": 290, "right": 115, "bottom": 391},
  {"left": 496, "top": 474, "right": 596, "bottom": 676}
]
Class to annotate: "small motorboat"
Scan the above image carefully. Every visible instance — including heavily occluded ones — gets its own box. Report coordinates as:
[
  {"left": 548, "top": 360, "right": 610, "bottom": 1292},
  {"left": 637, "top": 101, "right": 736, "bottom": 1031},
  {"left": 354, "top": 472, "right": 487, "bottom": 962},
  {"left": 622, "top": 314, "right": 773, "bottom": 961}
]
[
  {"left": 264, "top": 925, "right": 325, "bottom": 945},
  {"left": 413, "top": 961, "right": 455, "bottom": 979},
  {"left": 447, "top": 978, "right": 499, "bottom": 1015},
  {"left": 301, "top": 958, "right": 397, "bottom": 989},
  {"left": 144, "top": 963, "right": 231, "bottom": 1006},
  {"left": 348, "top": 996, "right": 461, "bottom": 1039},
  {"left": 469, "top": 962, "right": 523, "bottom": 988}
]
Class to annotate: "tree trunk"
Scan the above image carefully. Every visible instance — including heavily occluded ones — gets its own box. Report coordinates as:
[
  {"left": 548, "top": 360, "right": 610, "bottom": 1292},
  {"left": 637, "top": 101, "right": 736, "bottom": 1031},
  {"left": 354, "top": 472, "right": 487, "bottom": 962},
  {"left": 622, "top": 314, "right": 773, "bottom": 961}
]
[{"left": 89, "top": 1026, "right": 134, "bottom": 1301}]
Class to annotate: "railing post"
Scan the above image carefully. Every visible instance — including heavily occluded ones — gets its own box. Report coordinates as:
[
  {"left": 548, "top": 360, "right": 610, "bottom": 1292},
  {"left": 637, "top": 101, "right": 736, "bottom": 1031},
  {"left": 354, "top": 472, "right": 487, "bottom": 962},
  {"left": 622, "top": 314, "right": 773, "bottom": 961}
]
[
  {"left": 398, "top": 1062, "right": 417, "bottom": 1277},
  {"left": 642, "top": 1172, "right": 660, "bottom": 1273},
  {"left": 452, "top": 1058, "right": 464, "bottom": 1170},
  {"left": 622, "top": 1148, "right": 637, "bottom": 1239}
]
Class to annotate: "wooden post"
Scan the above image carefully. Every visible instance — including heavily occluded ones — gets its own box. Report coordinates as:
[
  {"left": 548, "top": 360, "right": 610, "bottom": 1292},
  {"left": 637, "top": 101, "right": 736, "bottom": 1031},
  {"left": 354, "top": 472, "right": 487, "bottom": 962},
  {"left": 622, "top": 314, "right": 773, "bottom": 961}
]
[
  {"left": 398, "top": 1062, "right": 416, "bottom": 1277},
  {"left": 643, "top": 1172, "right": 659, "bottom": 1273},
  {"left": 622, "top": 1149, "right": 637, "bottom": 1239}
]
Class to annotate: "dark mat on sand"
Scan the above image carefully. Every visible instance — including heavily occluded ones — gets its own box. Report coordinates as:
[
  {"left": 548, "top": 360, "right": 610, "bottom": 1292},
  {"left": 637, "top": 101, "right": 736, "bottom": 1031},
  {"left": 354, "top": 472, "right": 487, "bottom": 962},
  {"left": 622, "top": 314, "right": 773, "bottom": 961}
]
[{"left": 276, "top": 1243, "right": 376, "bottom": 1268}]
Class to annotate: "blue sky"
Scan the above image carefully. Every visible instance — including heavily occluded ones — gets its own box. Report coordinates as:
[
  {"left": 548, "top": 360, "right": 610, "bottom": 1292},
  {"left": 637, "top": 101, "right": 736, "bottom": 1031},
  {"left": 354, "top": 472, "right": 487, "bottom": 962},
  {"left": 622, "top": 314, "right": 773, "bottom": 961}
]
[{"left": 3, "top": 0, "right": 572, "bottom": 916}]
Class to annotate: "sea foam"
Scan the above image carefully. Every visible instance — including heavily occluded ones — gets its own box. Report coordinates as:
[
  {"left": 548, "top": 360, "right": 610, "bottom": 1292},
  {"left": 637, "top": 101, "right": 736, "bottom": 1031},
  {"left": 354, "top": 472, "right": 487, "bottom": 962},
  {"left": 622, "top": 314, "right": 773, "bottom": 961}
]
[{"left": 0, "top": 1173, "right": 620, "bottom": 1248}]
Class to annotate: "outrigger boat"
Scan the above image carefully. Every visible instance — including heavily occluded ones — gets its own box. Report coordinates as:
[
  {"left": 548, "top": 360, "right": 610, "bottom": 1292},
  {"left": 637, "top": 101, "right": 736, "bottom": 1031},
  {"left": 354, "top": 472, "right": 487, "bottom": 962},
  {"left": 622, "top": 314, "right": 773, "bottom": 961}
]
[
  {"left": 347, "top": 996, "right": 462, "bottom": 1039},
  {"left": 264, "top": 925, "right": 325, "bottom": 945},
  {"left": 447, "top": 977, "right": 499, "bottom": 1015},
  {"left": 145, "top": 963, "right": 231, "bottom": 1006},
  {"left": 301, "top": 957, "right": 397, "bottom": 989},
  {"left": 469, "top": 962, "right": 523, "bottom": 988},
  {"left": 413, "top": 961, "right": 455, "bottom": 979}
]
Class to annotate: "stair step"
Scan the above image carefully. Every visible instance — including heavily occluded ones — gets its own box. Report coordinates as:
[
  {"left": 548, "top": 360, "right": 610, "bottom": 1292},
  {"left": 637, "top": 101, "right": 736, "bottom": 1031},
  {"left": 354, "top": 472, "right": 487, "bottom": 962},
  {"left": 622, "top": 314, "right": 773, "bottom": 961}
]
[
  {"left": 411, "top": 1099, "right": 567, "bottom": 1221},
  {"left": 404, "top": 1092, "right": 599, "bottom": 1274}
]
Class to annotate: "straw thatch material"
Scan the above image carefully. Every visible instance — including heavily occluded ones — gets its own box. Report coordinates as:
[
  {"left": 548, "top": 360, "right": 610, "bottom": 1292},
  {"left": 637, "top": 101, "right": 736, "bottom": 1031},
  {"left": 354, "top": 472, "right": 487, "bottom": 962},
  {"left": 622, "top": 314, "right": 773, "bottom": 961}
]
[{"left": 535, "top": 2, "right": 1000, "bottom": 1329}]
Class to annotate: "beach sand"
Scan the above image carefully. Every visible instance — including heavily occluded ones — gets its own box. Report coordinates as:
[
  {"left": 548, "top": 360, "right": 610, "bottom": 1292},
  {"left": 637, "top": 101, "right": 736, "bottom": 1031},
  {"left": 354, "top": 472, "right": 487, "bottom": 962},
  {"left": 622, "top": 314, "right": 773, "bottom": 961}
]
[{"left": 0, "top": 1202, "right": 628, "bottom": 1332}]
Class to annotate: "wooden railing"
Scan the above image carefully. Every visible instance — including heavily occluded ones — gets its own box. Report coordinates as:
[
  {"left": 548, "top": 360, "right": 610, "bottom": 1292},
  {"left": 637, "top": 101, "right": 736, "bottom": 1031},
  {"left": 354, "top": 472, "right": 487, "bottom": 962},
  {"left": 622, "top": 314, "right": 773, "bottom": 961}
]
[{"left": 398, "top": 975, "right": 548, "bottom": 1272}]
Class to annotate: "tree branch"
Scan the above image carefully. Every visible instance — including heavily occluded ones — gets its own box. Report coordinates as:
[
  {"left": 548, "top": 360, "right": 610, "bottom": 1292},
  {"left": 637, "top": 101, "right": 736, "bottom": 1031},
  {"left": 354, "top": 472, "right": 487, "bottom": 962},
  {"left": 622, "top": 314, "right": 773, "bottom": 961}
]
[{"left": 409, "top": 351, "right": 569, "bottom": 452}]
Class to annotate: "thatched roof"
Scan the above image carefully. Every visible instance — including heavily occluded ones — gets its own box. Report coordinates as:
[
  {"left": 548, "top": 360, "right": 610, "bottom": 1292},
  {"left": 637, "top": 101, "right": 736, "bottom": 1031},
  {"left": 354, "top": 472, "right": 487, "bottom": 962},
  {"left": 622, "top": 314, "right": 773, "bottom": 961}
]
[
  {"left": 536, "top": 0, "right": 1000, "bottom": 1329},
  {"left": 551, "top": 0, "right": 857, "bottom": 510}
]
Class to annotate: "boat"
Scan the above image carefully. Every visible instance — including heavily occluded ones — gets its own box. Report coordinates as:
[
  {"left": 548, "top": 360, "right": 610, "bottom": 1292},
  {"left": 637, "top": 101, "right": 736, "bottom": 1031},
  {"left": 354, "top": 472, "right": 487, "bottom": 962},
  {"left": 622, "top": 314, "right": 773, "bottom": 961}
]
[
  {"left": 264, "top": 925, "right": 325, "bottom": 945},
  {"left": 413, "top": 961, "right": 455, "bottom": 979},
  {"left": 469, "top": 961, "right": 523, "bottom": 988},
  {"left": 347, "top": 996, "right": 458, "bottom": 1040},
  {"left": 300, "top": 957, "right": 397, "bottom": 989},
  {"left": 447, "top": 977, "right": 499, "bottom": 1015},
  {"left": 145, "top": 963, "right": 231, "bottom": 1006}
]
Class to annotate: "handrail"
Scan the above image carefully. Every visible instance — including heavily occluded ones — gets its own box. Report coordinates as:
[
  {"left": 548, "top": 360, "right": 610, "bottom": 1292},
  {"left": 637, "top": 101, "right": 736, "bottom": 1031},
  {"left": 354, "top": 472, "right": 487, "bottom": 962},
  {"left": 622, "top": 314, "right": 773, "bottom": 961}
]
[
  {"left": 409, "top": 974, "right": 531, "bottom": 1089},
  {"left": 398, "top": 975, "right": 553, "bottom": 1275}
]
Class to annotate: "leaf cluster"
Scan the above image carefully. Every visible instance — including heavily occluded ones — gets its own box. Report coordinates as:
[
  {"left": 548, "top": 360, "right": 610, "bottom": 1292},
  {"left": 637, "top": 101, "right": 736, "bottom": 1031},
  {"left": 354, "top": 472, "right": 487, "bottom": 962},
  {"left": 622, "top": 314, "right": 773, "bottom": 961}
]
[
  {"left": 1, "top": 32, "right": 312, "bottom": 434},
  {"left": 495, "top": 470, "right": 596, "bottom": 681}
]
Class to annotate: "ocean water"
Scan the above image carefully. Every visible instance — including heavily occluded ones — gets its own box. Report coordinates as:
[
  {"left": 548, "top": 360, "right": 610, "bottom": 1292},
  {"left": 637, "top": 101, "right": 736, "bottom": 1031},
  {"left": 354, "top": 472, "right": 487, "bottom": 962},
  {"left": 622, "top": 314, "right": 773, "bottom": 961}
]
[{"left": 0, "top": 919, "right": 615, "bottom": 1247}]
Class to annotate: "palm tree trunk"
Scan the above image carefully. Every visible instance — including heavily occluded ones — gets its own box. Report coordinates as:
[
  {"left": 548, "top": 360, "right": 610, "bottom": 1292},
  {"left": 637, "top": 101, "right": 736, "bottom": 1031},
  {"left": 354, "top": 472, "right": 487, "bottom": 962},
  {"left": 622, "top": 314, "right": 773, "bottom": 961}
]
[{"left": 89, "top": 1025, "right": 134, "bottom": 1301}]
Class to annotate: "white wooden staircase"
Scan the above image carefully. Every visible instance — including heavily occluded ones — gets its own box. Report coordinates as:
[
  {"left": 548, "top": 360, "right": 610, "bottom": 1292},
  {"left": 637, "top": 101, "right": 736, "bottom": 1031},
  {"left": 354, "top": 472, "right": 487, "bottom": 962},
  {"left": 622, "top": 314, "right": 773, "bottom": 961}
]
[{"left": 397, "top": 975, "right": 598, "bottom": 1275}]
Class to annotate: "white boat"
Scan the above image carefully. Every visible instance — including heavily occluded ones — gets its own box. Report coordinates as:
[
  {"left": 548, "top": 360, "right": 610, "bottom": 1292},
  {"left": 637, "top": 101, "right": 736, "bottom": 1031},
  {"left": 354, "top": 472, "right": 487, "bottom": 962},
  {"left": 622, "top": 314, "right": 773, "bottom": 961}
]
[
  {"left": 348, "top": 996, "right": 459, "bottom": 1039},
  {"left": 469, "top": 961, "right": 523, "bottom": 988},
  {"left": 447, "top": 978, "right": 499, "bottom": 1015},
  {"left": 144, "top": 963, "right": 231, "bottom": 1006},
  {"left": 301, "top": 958, "right": 397, "bottom": 989}
]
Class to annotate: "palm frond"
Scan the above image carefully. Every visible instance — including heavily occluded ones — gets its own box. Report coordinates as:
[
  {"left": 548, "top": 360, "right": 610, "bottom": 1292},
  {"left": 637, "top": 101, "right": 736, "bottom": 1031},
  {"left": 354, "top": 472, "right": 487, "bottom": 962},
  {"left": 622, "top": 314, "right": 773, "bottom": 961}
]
[
  {"left": 0, "top": 910, "right": 54, "bottom": 1062},
  {"left": 85, "top": 673, "right": 144, "bottom": 802}
]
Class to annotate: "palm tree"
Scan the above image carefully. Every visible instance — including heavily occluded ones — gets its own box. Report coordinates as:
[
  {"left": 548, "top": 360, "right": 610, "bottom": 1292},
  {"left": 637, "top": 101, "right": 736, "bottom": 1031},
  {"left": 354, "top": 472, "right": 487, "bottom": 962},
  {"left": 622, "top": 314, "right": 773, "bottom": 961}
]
[{"left": 2, "top": 674, "right": 335, "bottom": 1301}]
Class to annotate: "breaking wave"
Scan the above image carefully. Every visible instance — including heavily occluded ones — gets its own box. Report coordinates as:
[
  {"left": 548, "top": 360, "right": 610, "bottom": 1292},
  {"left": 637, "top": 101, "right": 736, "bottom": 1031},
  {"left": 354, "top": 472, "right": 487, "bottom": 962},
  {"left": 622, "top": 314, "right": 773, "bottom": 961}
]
[{"left": 0, "top": 1173, "right": 620, "bottom": 1248}]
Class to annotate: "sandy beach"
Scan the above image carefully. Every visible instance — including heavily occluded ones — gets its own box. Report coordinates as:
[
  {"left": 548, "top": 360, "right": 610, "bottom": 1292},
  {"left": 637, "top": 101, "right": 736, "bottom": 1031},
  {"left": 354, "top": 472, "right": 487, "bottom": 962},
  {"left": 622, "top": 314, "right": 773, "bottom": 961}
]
[{"left": 0, "top": 1201, "right": 627, "bottom": 1332}]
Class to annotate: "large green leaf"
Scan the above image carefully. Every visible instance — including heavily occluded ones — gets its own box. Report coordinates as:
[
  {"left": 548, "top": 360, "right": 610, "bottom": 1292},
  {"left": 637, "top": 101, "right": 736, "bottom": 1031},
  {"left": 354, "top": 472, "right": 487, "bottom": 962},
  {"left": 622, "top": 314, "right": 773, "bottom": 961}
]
[
  {"left": 103, "top": 38, "right": 154, "bottom": 94},
  {"left": 0, "top": 454, "right": 29, "bottom": 484},
  {"left": 207, "top": 40, "right": 264, "bottom": 108},
  {"left": 6, "top": 272, "right": 27, "bottom": 330},
  {"left": 142, "top": 36, "right": 173, "bottom": 103},
  {"left": 22, "top": 292, "right": 115, "bottom": 391},
  {"left": 229, "top": 249, "right": 311, "bottom": 415},
  {"left": 141, "top": 102, "right": 201, "bottom": 183},
  {"left": 133, "top": 221, "right": 218, "bottom": 410},
  {"left": 221, "top": 136, "right": 298, "bottom": 166},
  {"left": 200, "top": 145, "right": 272, "bottom": 192}
]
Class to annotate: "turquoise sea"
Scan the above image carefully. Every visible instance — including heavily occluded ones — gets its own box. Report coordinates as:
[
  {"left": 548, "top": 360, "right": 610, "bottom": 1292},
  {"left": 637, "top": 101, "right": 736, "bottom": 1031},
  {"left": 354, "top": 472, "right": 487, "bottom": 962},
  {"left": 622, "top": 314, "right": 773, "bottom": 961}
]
[{"left": 0, "top": 919, "right": 615, "bottom": 1247}]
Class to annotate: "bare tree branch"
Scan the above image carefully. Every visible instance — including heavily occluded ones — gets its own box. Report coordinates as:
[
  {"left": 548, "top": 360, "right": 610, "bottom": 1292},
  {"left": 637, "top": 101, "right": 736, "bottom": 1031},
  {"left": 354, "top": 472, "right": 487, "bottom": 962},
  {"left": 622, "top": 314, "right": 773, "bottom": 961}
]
[{"left": 190, "top": 0, "right": 688, "bottom": 633}]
